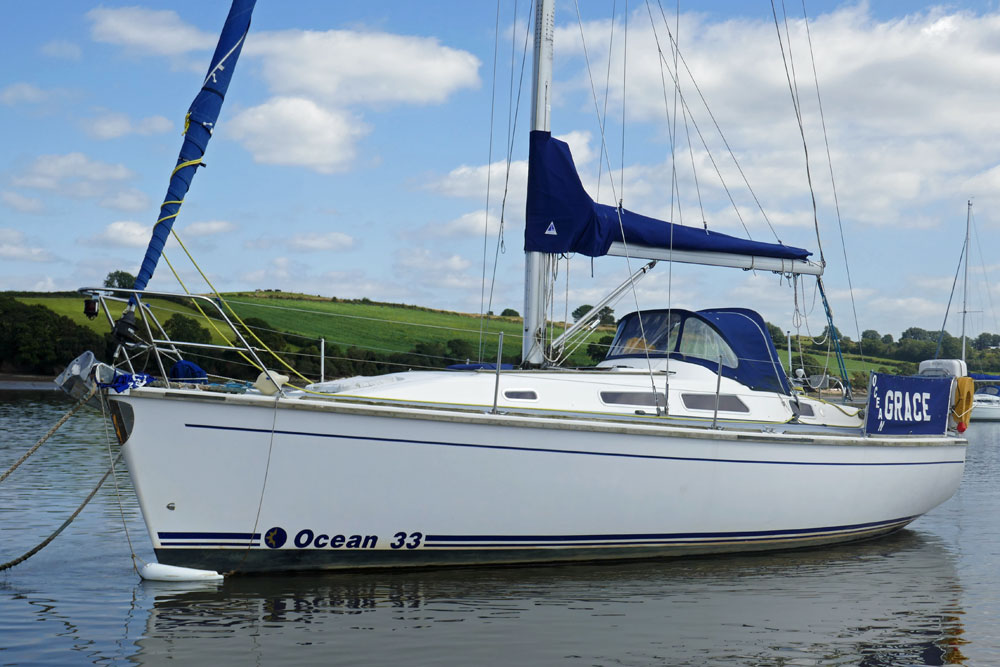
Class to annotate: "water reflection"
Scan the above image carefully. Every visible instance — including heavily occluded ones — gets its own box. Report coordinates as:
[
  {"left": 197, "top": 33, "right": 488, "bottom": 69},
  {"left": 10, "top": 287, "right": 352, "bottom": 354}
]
[
  {"left": 134, "top": 531, "right": 966, "bottom": 666},
  {"left": 1, "top": 392, "right": 989, "bottom": 665}
]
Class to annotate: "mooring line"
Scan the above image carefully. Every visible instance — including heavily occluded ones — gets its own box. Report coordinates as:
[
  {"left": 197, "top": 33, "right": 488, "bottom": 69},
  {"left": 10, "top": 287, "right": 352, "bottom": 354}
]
[
  {"left": 99, "top": 390, "right": 146, "bottom": 574},
  {"left": 1, "top": 450, "right": 123, "bottom": 572},
  {"left": 0, "top": 384, "right": 97, "bottom": 485}
]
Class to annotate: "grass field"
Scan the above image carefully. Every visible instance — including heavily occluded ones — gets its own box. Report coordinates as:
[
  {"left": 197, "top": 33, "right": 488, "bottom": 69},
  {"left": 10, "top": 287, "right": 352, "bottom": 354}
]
[
  {"left": 18, "top": 296, "right": 233, "bottom": 345},
  {"left": 14, "top": 292, "right": 918, "bottom": 380},
  {"left": 15, "top": 292, "right": 611, "bottom": 368}
]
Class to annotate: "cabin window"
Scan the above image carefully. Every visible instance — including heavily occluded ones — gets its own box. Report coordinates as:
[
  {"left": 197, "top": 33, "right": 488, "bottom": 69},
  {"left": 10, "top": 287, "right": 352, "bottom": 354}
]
[
  {"left": 796, "top": 402, "right": 815, "bottom": 417},
  {"left": 606, "top": 312, "right": 681, "bottom": 357},
  {"left": 600, "top": 391, "right": 667, "bottom": 407},
  {"left": 680, "top": 393, "right": 749, "bottom": 413},
  {"left": 504, "top": 390, "right": 537, "bottom": 401},
  {"left": 605, "top": 311, "right": 738, "bottom": 369},
  {"left": 676, "top": 319, "right": 738, "bottom": 368}
]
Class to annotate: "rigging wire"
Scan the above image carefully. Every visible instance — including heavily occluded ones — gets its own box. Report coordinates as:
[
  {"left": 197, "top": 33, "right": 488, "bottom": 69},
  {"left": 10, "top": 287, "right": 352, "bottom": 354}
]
[
  {"left": 644, "top": 8, "right": 754, "bottom": 240},
  {"left": 574, "top": 0, "right": 663, "bottom": 410},
  {"left": 971, "top": 206, "right": 1000, "bottom": 336},
  {"left": 934, "top": 221, "right": 967, "bottom": 360},
  {"left": 478, "top": 0, "right": 504, "bottom": 362},
  {"left": 645, "top": 0, "right": 683, "bottom": 389},
  {"left": 652, "top": 14, "right": 781, "bottom": 243},
  {"left": 485, "top": 0, "right": 535, "bottom": 351},
  {"left": 799, "top": 0, "right": 865, "bottom": 363},
  {"left": 620, "top": 0, "right": 629, "bottom": 205},
  {"left": 770, "top": 0, "right": 824, "bottom": 264},
  {"left": 596, "top": 0, "right": 618, "bottom": 203}
]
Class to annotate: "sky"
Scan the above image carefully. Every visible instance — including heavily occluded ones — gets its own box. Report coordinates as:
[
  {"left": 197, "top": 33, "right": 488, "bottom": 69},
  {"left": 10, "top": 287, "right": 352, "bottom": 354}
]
[{"left": 4, "top": 0, "right": 1000, "bottom": 343}]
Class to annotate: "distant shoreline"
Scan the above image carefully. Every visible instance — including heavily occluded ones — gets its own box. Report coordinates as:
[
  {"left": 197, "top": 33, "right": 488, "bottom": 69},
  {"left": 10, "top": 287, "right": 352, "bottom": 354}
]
[{"left": 0, "top": 373, "right": 57, "bottom": 391}]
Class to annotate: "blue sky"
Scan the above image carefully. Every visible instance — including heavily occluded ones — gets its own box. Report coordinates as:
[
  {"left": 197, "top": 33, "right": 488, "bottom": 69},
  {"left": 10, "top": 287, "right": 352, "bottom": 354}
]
[{"left": 4, "top": 1, "right": 1000, "bottom": 343}]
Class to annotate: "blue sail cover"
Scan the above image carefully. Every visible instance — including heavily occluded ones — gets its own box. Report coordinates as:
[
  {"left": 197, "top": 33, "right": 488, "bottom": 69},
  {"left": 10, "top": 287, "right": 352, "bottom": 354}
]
[
  {"left": 525, "top": 130, "right": 812, "bottom": 261},
  {"left": 131, "top": 0, "right": 256, "bottom": 302}
]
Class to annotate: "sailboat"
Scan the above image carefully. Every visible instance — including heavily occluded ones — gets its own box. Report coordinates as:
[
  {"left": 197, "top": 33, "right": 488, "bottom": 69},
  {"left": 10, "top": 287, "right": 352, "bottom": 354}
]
[
  {"left": 64, "top": 1, "right": 969, "bottom": 575},
  {"left": 927, "top": 201, "right": 1000, "bottom": 421}
]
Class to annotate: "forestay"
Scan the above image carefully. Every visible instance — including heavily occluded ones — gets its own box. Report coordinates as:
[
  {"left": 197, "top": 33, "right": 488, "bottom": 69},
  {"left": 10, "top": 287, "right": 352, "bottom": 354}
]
[{"left": 131, "top": 0, "right": 256, "bottom": 302}]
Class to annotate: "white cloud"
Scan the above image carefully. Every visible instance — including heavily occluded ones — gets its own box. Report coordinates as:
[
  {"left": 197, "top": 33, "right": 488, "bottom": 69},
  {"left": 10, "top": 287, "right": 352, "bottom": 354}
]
[
  {"left": 1, "top": 191, "right": 44, "bottom": 213},
  {"left": 33, "top": 276, "right": 58, "bottom": 291},
  {"left": 87, "top": 7, "right": 214, "bottom": 56},
  {"left": 423, "top": 210, "right": 500, "bottom": 239},
  {"left": 238, "top": 260, "right": 414, "bottom": 302},
  {"left": 288, "top": 232, "right": 355, "bottom": 252},
  {"left": 86, "top": 221, "right": 151, "bottom": 248},
  {"left": 183, "top": 220, "right": 237, "bottom": 237},
  {"left": 228, "top": 97, "right": 370, "bottom": 173},
  {"left": 395, "top": 248, "right": 473, "bottom": 289},
  {"left": 550, "top": 5, "right": 1000, "bottom": 234},
  {"left": 0, "top": 229, "right": 55, "bottom": 262},
  {"left": 559, "top": 131, "right": 596, "bottom": 165},
  {"left": 100, "top": 188, "right": 151, "bottom": 212},
  {"left": 867, "top": 295, "right": 948, "bottom": 323},
  {"left": 41, "top": 40, "right": 81, "bottom": 60},
  {"left": 247, "top": 29, "right": 480, "bottom": 107},
  {"left": 0, "top": 83, "right": 49, "bottom": 106},
  {"left": 428, "top": 159, "right": 528, "bottom": 201},
  {"left": 14, "top": 153, "right": 133, "bottom": 198},
  {"left": 242, "top": 256, "right": 295, "bottom": 282},
  {"left": 84, "top": 112, "right": 172, "bottom": 139}
]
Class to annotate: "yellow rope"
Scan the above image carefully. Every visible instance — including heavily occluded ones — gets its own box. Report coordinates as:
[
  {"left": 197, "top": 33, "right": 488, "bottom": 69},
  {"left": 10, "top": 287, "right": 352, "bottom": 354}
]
[
  {"left": 159, "top": 250, "right": 263, "bottom": 373},
  {"left": 172, "top": 158, "right": 202, "bottom": 176},
  {"left": 167, "top": 228, "right": 312, "bottom": 383}
]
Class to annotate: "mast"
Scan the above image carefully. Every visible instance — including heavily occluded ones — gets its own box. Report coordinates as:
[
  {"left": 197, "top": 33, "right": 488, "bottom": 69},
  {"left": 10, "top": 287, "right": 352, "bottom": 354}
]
[
  {"left": 962, "top": 199, "right": 972, "bottom": 362},
  {"left": 522, "top": 0, "right": 555, "bottom": 366}
]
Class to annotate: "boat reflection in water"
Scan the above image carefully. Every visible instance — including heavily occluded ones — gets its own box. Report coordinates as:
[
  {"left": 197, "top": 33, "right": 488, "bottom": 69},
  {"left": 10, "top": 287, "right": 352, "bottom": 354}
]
[{"left": 133, "top": 530, "right": 966, "bottom": 665}]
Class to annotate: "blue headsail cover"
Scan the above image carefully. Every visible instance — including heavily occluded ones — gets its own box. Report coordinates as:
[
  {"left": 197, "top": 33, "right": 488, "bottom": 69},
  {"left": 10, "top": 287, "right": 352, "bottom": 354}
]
[
  {"left": 525, "top": 130, "right": 812, "bottom": 260},
  {"left": 130, "top": 0, "right": 257, "bottom": 303}
]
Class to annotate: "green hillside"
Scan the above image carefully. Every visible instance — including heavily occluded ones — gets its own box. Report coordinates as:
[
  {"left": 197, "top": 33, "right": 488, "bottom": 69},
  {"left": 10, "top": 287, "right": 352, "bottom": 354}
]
[
  {"left": 13, "top": 291, "right": 610, "bottom": 372},
  {"left": 18, "top": 296, "right": 232, "bottom": 345},
  {"left": 6, "top": 291, "right": 921, "bottom": 386}
]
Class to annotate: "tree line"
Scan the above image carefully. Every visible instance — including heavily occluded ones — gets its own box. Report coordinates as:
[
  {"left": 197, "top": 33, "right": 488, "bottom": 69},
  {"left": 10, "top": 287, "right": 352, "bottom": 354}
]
[{"left": 5, "top": 272, "right": 1000, "bottom": 380}]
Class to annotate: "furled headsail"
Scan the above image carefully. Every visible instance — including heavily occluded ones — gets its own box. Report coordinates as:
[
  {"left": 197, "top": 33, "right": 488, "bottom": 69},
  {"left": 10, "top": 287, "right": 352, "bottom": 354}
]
[
  {"left": 130, "top": 0, "right": 257, "bottom": 302},
  {"left": 524, "top": 131, "right": 821, "bottom": 275}
]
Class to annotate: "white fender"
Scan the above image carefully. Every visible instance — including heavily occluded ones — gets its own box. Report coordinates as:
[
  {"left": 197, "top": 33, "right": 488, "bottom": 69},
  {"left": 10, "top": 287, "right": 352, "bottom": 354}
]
[{"left": 139, "top": 562, "right": 224, "bottom": 581}]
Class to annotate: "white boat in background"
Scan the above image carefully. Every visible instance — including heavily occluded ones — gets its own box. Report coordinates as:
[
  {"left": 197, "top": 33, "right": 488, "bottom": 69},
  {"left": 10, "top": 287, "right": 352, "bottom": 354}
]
[
  {"left": 972, "top": 385, "right": 1000, "bottom": 421},
  {"left": 62, "top": 0, "right": 969, "bottom": 574}
]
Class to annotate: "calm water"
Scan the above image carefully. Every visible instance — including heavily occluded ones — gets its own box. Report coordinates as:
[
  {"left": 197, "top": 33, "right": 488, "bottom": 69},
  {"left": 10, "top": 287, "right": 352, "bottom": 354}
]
[{"left": 1, "top": 392, "right": 998, "bottom": 666}]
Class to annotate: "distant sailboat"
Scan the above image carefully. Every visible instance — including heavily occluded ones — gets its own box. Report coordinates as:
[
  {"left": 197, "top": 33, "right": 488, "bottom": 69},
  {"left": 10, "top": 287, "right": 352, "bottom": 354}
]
[
  {"left": 62, "top": 0, "right": 968, "bottom": 574},
  {"left": 922, "top": 201, "right": 1000, "bottom": 422}
]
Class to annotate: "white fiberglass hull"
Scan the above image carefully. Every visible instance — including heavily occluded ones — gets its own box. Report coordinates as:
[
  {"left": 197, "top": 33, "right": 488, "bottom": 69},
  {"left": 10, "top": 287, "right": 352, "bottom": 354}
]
[
  {"left": 972, "top": 398, "right": 1000, "bottom": 421},
  {"left": 114, "top": 387, "right": 965, "bottom": 573}
]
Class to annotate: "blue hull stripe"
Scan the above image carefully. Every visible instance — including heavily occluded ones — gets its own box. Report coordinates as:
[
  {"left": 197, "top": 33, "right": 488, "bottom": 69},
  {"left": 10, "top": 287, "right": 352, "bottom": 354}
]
[
  {"left": 184, "top": 423, "right": 964, "bottom": 467},
  {"left": 158, "top": 541, "right": 260, "bottom": 547},
  {"left": 424, "top": 516, "right": 914, "bottom": 544},
  {"left": 158, "top": 531, "right": 260, "bottom": 539},
  {"left": 423, "top": 518, "right": 913, "bottom": 548}
]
